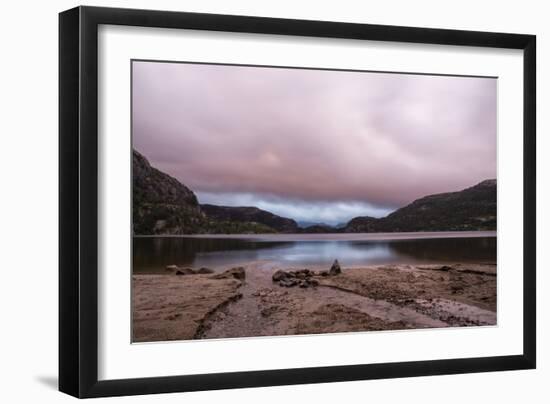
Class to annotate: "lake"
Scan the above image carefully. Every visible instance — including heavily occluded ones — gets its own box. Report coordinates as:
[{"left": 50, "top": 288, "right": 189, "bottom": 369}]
[{"left": 132, "top": 231, "right": 497, "bottom": 274}]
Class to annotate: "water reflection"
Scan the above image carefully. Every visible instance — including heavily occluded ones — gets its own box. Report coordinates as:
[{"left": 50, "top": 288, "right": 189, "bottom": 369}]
[
  {"left": 387, "top": 237, "right": 497, "bottom": 262},
  {"left": 133, "top": 235, "right": 496, "bottom": 274}
]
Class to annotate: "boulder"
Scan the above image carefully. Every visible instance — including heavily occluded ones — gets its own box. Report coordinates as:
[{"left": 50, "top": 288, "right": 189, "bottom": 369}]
[
  {"left": 295, "top": 269, "right": 312, "bottom": 278},
  {"left": 175, "top": 267, "right": 195, "bottom": 275},
  {"left": 273, "top": 268, "right": 321, "bottom": 287},
  {"left": 212, "top": 267, "right": 245, "bottom": 280},
  {"left": 272, "top": 270, "right": 288, "bottom": 282},
  {"left": 165, "top": 265, "right": 179, "bottom": 272},
  {"left": 279, "top": 278, "right": 297, "bottom": 288},
  {"left": 272, "top": 269, "right": 322, "bottom": 288},
  {"left": 197, "top": 267, "right": 214, "bottom": 274},
  {"left": 329, "top": 260, "right": 342, "bottom": 275}
]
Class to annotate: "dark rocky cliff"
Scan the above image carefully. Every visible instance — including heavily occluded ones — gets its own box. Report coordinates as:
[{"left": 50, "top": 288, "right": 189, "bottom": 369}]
[{"left": 133, "top": 150, "right": 205, "bottom": 234}]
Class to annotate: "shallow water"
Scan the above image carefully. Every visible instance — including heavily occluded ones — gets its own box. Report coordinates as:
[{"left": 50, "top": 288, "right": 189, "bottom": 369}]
[{"left": 133, "top": 231, "right": 496, "bottom": 274}]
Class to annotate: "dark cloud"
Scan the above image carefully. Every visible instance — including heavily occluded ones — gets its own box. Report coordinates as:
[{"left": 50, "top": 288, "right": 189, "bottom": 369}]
[{"left": 132, "top": 61, "right": 496, "bottom": 221}]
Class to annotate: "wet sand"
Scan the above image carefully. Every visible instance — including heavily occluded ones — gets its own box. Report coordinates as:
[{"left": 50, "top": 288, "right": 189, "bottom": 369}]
[
  {"left": 132, "top": 273, "right": 243, "bottom": 342},
  {"left": 132, "top": 261, "right": 496, "bottom": 342}
]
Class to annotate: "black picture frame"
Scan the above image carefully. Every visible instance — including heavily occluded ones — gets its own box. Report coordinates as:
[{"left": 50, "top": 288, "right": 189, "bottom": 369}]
[{"left": 59, "top": 5, "right": 536, "bottom": 398}]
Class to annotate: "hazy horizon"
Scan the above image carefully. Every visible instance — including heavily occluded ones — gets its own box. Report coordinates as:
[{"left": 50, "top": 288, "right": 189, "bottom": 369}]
[{"left": 132, "top": 61, "right": 496, "bottom": 225}]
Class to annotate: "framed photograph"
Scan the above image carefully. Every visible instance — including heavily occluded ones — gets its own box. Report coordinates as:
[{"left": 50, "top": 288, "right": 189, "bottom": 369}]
[{"left": 59, "top": 6, "right": 536, "bottom": 398}]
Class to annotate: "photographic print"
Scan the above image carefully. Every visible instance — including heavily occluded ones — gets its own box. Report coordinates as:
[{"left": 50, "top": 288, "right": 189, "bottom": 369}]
[{"left": 131, "top": 60, "right": 497, "bottom": 343}]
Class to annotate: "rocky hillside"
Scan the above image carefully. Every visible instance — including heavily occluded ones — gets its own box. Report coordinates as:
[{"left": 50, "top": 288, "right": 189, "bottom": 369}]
[
  {"left": 133, "top": 150, "right": 205, "bottom": 234},
  {"left": 201, "top": 204, "right": 298, "bottom": 233},
  {"left": 133, "top": 150, "right": 276, "bottom": 235},
  {"left": 344, "top": 180, "right": 496, "bottom": 233}
]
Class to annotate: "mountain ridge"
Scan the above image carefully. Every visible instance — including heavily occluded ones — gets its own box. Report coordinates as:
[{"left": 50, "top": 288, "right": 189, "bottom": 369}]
[
  {"left": 343, "top": 179, "right": 496, "bottom": 233},
  {"left": 133, "top": 149, "right": 496, "bottom": 235},
  {"left": 200, "top": 204, "right": 299, "bottom": 233}
]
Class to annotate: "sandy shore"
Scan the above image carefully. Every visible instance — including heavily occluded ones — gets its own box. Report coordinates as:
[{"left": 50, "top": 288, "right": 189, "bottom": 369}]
[{"left": 132, "top": 261, "right": 496, "bottom": 342}]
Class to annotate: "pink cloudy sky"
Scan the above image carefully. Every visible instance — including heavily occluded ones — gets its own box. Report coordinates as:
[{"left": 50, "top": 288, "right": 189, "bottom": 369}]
[{"left": 132, "top": 61, "right": 496, "bottom": 225}]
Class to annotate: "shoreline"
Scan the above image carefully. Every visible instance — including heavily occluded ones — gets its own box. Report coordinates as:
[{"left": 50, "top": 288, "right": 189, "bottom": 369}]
[
  {"left": 132, "top": 260, "right": 497, "bottom": 343},
  {"left": 133, "top": 230, "right": 497, "bottom": 241}
]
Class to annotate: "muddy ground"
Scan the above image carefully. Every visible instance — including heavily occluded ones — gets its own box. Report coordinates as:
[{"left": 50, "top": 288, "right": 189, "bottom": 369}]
[{"left": 132, "top": 261, "right": 496, "bottom": 342}]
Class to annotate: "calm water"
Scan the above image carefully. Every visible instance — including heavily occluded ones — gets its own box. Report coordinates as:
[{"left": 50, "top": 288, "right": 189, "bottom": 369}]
[{"left": 133, "top": 232, "right": 497, "bottom": 274}]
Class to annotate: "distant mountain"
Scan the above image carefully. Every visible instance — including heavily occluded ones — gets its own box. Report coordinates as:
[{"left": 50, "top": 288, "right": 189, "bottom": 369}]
[
  {"left": 344, "top": 179, "right": 496, "bottom": 233},
  {"left": 297, "top": 221, "right": 331, "bottom": 229},
  {"left": 200, "top": 204, "right": 299, "bottom": 233},
  {"left": 300, "top": 224, "right": 338, "bottom": 233},
  {"left": 297, "top": 221, "right": 346, "bottom": 230},
  {"left": 345, "top": 216, "right": 379, "bottom": 233}
]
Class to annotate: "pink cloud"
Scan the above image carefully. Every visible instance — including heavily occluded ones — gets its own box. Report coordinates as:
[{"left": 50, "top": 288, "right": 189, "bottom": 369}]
[{"left": 132, "top": 61, "right": 496, "bottom": 208}]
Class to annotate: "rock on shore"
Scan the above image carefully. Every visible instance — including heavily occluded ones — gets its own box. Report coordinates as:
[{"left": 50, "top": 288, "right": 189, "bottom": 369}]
[
  {"left": 211, "top": 266, "right": 246, "bottom": 280},
  {"left": 272, "top": 260, "right": 342, "bottom": 288}
]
